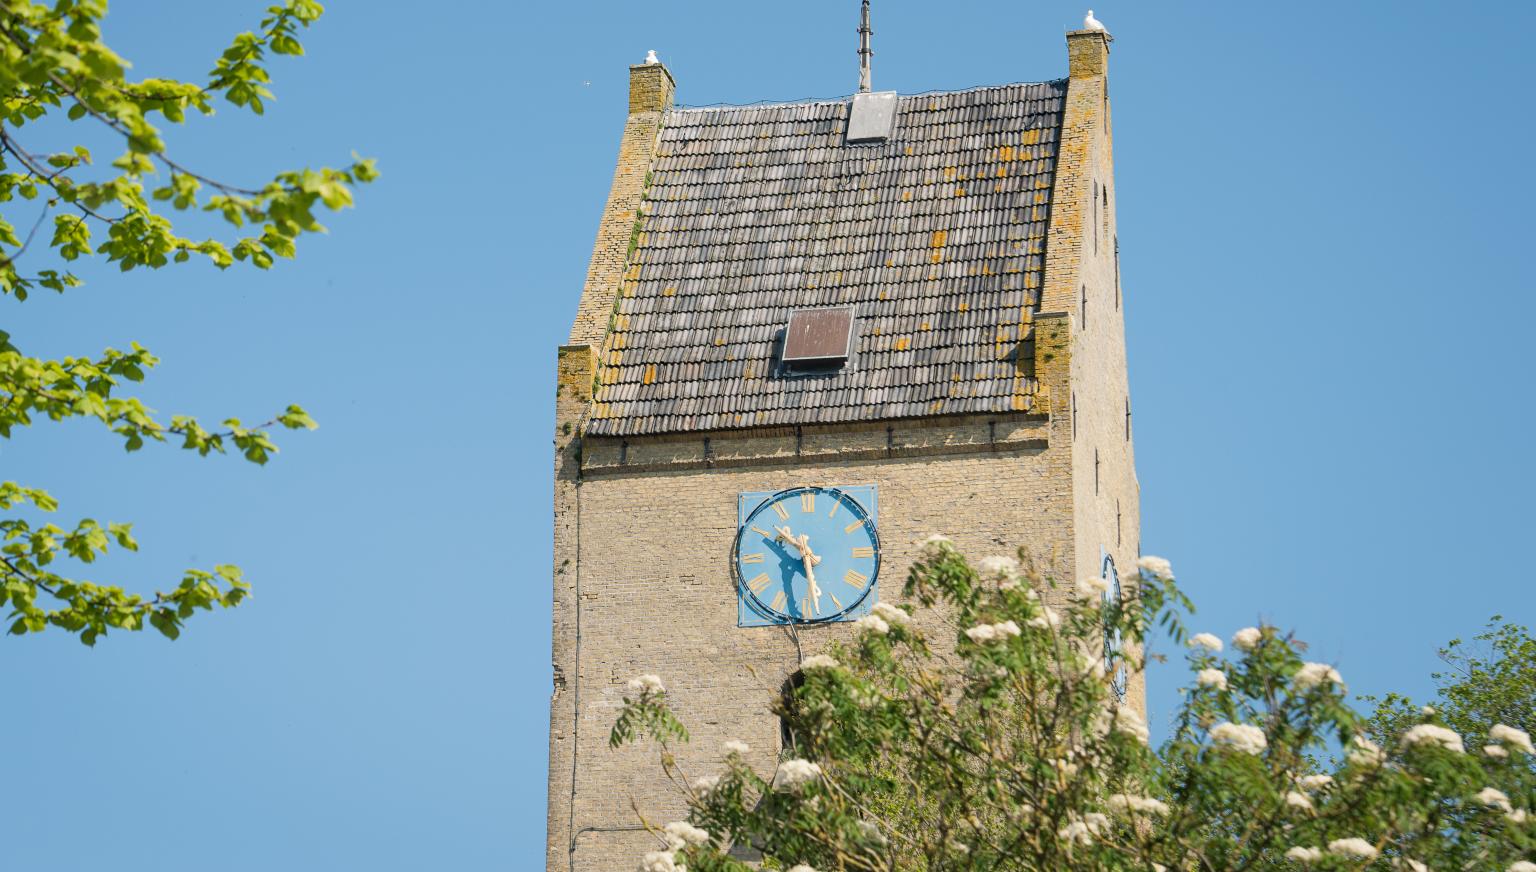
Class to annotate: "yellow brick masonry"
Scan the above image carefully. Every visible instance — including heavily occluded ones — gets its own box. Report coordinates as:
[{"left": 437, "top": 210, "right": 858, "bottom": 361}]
[
  {"left": 1046, "top": 29, "right": 1145, "bottom": 704},
  {"left": 548, "top": 31, "right": 1145, "bottom": 872},
  {"left": 568, "top": 63, "right": 674, "bottom": 347}
]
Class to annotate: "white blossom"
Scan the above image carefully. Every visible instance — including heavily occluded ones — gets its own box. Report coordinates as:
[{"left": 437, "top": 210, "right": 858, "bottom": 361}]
[
  {"left": 1115, "top": 706, "right": 1150, "bottom": 743},
  {"left": 1196, "top": 668, "right": 1228, "bottom": 691},
  {"left": 663, "top": 821, "right": 710, "bottom": 850},
  {"left": 966, "top": 620, "right": 1021, "bottom": 643},
  {"left": 1076, "top": 574, "right": 1109, "bottom": 598},
  {"left": 918, "top": 534, "right": 953, "bottom": 551},
  {"left": 1421, "top": 705, "right": 1437, "bottom": 715},
  {"left": 1402, "top": 723, "right": 1465, "bottom": 754},
  {"left": 627, "top": 674, "right": 665, "bottom": 695},
  {"left": 1083, "top": 812, "right": 1109, "bottom": 833},
  {"left": 1293, "top": 662, "right": 1344, "bottom": 692},
  {"left": 1508, "top": 808, "right": 1528, "bottom": 824},
  {"left": 1285, "top": 846, "right": 1323, "bottom": 864},
  {"left": 786, "top": 866, "right": 818, "bottom": 872},
  {"left": 1512, "top": 863, "right": 1536, "bottom": 872},
  {"left": 978, "top": 555, "right": 1020, "bottom": 578},
  {"left": 800, "top": 654, "right": 839, "bottom": 671},
  {"left": 1026, "top": 607, "right": 1062, "bottom": 630},
  {"left": 1475, "top": 787, "right": 1513, "bottom": 812},
  {"left": 691, "top": 775, "right": 720, "bottom": 796},
  {"left": 1107, "top": 794, "right": 1170, "bottom": 816},
  {"left": 1328, "top": 838, "right": 1379, "bottom": 860},
  {"left": 1284, "top": 791, "right": 1314, "bottom": 812},
  {"left": 852, "top": 613, "right": 890, "bottom": 635},
  {"left": 1484, "top": 744, "right": 1509, "bottom": 759},
  {"left": 1188, "top": 632, "right": 1224, "bottom": 652},
  {"left": 1491, "top": 723, "right": 1535, "bottom": 755},
  {"left": 638, "top": 850, "right": 682, "bottom": 872},
  {"left": 722, "top": 740, "right": 749, "bottom": 756},
  {"left": 965, "top": 623, "right": 998, "bottom": 643},
  {"left": 1395, "top": 860, "right": 1428, "bottom": 872},
  {"left": 871, "top": 602, "right": 910, "bottom": 625},
  {"left": 1137, "top": 555, "right": 1174, "bottom": 581},
  {"left": 1298, "top": 774, "right": 1334, "bottom": 791},
  {"left": 1347, "top": 736, "right": 1386, "bottom": 768},
  {"left": 773, "top": 759, "right": 823, "bottom": 791},
  {"left": 1002, "top": 571, "right": 1037, "bottom": 594},
  {"left": 1232, "top": 627, "right": 1262, "bottom": 652},
  {"left": 1210, "top": 722, "right": 1267, "bottom": 755},
  {"left": 1053, "top": 757, "right": 1080, "bottom": 779},
  {"left": 1058, "top": 820, "right": 1092, "bottom": 846}
]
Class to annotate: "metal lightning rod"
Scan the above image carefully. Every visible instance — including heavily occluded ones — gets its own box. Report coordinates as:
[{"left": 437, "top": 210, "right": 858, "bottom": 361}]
[{"left": 857, "top": 0, "right": 873, "bottom": 93}]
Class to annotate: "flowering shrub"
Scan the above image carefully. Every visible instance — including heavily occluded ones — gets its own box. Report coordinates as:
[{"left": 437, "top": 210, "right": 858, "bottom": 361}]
[{"left": 612, "top": 542, "right": 1536, "bottom": 870}]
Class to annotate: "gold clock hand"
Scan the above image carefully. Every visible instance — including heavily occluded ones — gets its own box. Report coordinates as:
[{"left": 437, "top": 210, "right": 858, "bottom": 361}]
[
  {"left": 775, "top": 525, "right": 823, "bottom": 617},
  {"left": 800, "top": 537, "right": 823, "bottom": 615}
]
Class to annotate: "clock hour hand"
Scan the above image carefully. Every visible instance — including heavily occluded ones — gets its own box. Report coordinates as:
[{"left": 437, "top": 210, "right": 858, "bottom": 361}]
[{"left": 774, "top": 524, "right": 823, "bottom": 616}]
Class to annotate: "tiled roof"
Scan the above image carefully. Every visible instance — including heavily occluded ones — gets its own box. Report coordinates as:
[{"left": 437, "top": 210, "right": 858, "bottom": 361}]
[{"left": 586, "top": 81, "right": 1067, "bottom": 437}]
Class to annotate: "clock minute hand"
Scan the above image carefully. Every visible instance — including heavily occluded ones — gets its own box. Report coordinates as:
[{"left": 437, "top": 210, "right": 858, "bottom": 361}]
[{"left": 774, "top": 525, "right": 823, "bottom": 616}]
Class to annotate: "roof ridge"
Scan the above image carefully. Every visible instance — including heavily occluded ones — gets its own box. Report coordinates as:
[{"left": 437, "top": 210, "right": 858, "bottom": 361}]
[{"left": 671, "top": 78, "right": 1068, "bottom": 113}]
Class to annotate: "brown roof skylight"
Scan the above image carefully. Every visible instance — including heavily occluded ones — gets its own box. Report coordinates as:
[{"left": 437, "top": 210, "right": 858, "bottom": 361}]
[{"left": 782, "top": 306, "right": 855, "bottom": 367}]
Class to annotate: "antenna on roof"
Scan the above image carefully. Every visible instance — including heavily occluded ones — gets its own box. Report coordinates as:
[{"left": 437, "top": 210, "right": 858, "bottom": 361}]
[{"left": 857, "top": 0, "right": 873, "bottom": 93}]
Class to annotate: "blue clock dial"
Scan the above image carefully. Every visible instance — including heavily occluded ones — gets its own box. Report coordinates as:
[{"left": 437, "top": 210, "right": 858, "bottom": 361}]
[
  {"left": 735, "top": 486, "right": 880, "bottom": 625},
  {"left": 1102, "top": 554, "right": 1127, "bottom": 698}
]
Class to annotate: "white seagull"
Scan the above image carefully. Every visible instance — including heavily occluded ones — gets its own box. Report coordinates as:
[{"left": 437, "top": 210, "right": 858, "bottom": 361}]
[
  {"left": 644, "top": 49, "right": 659, "bottom": 65},
  {"left": 1084, "top": 9, "right": 1106, "bottom": 31}
]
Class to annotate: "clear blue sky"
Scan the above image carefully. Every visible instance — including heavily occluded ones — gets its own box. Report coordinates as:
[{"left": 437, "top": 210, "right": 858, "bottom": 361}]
[{"left": 6, "top": 2, "right": 1533, "bottom": 869}]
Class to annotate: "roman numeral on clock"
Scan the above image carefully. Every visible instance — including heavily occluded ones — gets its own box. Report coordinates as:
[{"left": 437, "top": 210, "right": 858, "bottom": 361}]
[
  {"left": 772, "top": 502, "right": 790, "bottom": 520},
  {"left": 770, "top": 590, "right": 787, "bottom": 612},
  {"left": 800, "top": 492, "right": 815, "bottom": 512},
  {"left": 741, "top": 553, "right": 764, "bottom": 564},
  {"left": 851, "top": 546, "right": 875, "bottom": 559},
  {"left": 844, "top": 569, "right": 869, "bottom": 589},
  {"left": 747, "top": 573, "right": 770, "bottom": 594}
]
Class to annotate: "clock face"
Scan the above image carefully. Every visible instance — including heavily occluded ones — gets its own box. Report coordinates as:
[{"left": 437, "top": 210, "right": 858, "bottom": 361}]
[
  {"left": 735, "top": 486, "right": 880, "bottom": 626},
  {"left": 1102, "top": 554, "right": 1127, "bottom": 698}
]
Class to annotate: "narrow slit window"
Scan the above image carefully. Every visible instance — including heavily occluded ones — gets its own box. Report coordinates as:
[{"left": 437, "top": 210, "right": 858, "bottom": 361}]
[{"left": 1093, "top": 181, "right": 1099, "bottom": 254}]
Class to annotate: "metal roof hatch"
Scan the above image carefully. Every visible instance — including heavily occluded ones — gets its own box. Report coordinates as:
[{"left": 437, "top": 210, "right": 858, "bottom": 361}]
[
  {"left": 846, "top": 91, "right": 897, "bottom": 144},
  {"left": 781, "top": 306, "right": 855, "bottom": 371}
]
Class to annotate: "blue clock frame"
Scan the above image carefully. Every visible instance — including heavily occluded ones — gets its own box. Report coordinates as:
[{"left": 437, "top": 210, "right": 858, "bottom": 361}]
[
  {"left": 1101, "top": 551, "right": 1127, "bottom": 699},
  {"left": 735, "top": 485, "right": 880, "bottom": 627}
]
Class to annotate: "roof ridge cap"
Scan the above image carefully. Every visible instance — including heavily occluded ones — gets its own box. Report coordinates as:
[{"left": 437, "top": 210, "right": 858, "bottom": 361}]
[{"left": 670, "top": 78, "right": 1067, "bottom": 113}]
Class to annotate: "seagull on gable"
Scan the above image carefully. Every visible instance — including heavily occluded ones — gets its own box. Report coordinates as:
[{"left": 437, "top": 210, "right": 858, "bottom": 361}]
[
  {"left": 644, "top": 50, "right": 659, "bottom": 65},
  {"left": 1084, "top": 9, "right": 1106, "bottom": 31}
]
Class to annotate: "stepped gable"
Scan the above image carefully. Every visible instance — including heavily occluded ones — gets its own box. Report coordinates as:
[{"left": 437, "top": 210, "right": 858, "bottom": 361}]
[{"left": 587, "top": 80, "right": 1067, "bottom": 437}]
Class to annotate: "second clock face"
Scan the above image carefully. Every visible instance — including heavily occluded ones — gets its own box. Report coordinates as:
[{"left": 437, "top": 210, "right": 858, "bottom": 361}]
[{"left": 736, "top": 486, "right": 880, "bottom": 625}]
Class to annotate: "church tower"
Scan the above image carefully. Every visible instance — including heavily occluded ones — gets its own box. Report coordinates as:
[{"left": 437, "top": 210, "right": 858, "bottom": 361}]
[{"left": 550, "top": 25, "right": 1134, "bottom": 871}]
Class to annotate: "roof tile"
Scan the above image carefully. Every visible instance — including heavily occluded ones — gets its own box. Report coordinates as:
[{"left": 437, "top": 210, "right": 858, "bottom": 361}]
[{"left": 585, "top": 81, "right": 1065, "bottom": 436}]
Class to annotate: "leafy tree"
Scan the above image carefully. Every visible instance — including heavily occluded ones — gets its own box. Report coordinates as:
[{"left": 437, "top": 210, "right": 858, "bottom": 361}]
[
  {"left": 613, "top": 543, "right": 1536, "bottom": 871},
  {"left": 0, "top": 0, "right": 374, "bottom": 644},
  {"left": 1366, "top": 617, "right": 1536, "bottom": 771}
]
